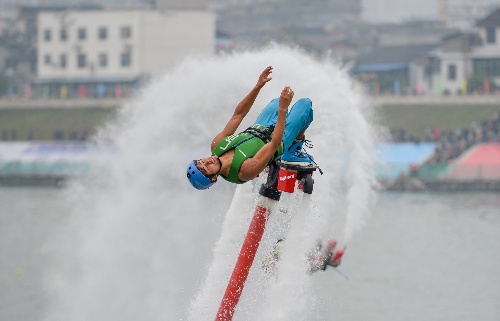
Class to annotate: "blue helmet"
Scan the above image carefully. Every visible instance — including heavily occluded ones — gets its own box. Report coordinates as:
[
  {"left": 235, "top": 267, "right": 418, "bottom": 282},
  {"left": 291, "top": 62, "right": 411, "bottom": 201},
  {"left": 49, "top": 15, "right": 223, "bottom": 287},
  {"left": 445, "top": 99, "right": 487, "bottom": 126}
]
[{"left": 186, "top": 160, "right": 215, "bottom": 190}]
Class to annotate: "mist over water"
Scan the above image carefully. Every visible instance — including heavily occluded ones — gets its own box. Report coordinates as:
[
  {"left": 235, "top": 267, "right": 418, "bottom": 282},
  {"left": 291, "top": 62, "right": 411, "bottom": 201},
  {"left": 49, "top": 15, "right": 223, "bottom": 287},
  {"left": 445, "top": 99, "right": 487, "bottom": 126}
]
[{"left": 43, "top": 45, "right": 377, "bottom": 321}]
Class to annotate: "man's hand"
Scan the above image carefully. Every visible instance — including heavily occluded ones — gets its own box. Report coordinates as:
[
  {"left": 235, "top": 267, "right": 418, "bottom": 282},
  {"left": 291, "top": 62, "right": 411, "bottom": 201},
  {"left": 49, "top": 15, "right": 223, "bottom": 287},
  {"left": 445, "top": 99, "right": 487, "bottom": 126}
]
[
  {"left": 256, "top": 66, "right": 273, "bottom": 89},
  {"left": 279, "top": 86, "right": 294, "bottom": 110},
  {"left": 210, "top": 66, "right": 273, "bottom": 151}
]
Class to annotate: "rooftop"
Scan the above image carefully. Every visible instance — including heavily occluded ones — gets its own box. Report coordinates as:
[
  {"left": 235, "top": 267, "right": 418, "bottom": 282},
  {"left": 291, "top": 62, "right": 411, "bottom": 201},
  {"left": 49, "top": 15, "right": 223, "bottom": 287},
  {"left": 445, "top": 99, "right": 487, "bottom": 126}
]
[{"left": 476, "top": 8, "right": 500, "bottom": 27}]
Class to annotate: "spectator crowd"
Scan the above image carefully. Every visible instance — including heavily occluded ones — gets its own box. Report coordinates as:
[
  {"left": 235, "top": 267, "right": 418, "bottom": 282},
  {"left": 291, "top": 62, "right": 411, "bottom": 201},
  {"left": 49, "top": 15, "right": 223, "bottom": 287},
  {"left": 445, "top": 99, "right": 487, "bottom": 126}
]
[{"left": 389, "top": 109, "right": 500, "bottom": 164}]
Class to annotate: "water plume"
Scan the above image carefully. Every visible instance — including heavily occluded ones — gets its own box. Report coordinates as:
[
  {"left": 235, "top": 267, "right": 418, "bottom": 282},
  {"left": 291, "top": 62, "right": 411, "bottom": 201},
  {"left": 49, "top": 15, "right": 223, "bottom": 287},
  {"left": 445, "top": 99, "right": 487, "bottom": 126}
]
[{"left": 43, "top": 45, "right": 377, "bottom": 321}]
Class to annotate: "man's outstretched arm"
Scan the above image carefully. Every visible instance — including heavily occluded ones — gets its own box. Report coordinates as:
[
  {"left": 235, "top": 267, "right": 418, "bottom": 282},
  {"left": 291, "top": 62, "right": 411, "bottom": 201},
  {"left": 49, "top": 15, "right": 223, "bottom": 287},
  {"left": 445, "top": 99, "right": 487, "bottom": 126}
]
[
  {"left": 238, "top": 86, "right": 294, "bottom": 181},
  {"left": 211, "top": 66, "right": 273, "bottom": 151}
]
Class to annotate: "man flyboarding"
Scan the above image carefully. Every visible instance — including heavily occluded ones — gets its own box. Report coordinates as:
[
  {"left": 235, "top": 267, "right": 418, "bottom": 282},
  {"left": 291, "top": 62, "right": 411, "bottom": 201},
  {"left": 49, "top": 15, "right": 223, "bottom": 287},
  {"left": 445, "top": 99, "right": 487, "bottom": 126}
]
[
  {"left": 186, "top": 66, "right": 315, "bottom": 190},
  {"left": 186, "top": 66, "right": 346, "bottom": 273}
]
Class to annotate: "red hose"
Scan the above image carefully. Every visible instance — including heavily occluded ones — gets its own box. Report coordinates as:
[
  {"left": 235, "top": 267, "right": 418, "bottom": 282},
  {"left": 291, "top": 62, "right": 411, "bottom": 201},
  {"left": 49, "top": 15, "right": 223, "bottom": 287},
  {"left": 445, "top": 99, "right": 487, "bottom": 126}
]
[{"left": 215, "top": 205, "right": 270, "bottom": 321}]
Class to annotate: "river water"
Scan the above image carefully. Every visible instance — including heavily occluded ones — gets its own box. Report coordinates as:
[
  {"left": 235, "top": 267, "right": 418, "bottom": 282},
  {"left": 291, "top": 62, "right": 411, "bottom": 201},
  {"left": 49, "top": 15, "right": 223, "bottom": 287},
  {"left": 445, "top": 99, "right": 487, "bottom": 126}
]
[
  {"left": 1, "top": 187, "right": 499, "bottom": 321},
  {"left": 1, "top": 46, "right": 499, "bottom": 320}
]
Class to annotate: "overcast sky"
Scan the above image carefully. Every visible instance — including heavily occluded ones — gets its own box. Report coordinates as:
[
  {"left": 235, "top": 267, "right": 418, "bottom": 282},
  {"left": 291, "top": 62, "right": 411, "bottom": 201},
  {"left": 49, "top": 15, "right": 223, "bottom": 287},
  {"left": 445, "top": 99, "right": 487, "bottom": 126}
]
[
  {"left": 1, "top": 0, "right": 499, "bottom": 25},
  {"left": 362, "top": 0, "right": 500, "bottom": 23}
]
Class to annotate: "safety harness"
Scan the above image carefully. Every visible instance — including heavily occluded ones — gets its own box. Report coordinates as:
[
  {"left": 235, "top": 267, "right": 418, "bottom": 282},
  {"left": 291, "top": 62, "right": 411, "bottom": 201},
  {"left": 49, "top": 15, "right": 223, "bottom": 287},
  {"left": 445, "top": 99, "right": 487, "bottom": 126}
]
[{"left": 212, "top": 124, "right": 282, "bottom": 184}]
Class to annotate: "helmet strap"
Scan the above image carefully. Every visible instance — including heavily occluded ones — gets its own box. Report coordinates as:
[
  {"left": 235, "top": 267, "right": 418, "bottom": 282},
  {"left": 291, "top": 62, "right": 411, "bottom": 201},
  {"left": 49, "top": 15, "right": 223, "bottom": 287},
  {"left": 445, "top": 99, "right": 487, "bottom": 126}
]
[{"left": 216, "top": 156, "right": 223, "bottom": 175}]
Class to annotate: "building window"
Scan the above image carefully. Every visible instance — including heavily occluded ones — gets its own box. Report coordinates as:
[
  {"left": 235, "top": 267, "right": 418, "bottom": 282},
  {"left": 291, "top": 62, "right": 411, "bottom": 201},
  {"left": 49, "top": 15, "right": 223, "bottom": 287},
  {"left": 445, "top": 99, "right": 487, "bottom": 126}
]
[
  {"left": 78, "top": 28, "right": 86, "bottom": 40},
  {"left": 60, "top": 29, "right": 68, "bottom": 41},
  {"left": 60, "top": 54, "right": 67, "bottom": 69},
  {"left": 486, "top": 27, "right": 496, "bottom": 44},
  {"left": 99, "top": 53, "right": 107, "bottom": 67},
  {"left": 98, "top": 27, "right": 108, "bottom": 40},
  {"left": 447, "top": 64, "right": 456, "bottom": 80},
  {"left": 474, "top": 58, "right": 500, "bottom": 76},
  {"left": 44, "top": 54, "right": 51, "bottom": 65},
  {"left": 121, "top": 26, "right": 132, "bottom": 39},
  {"left": 120, "top": 51, "right": 131, "bottom": 67},
  {"left": 77, "top": 53, "right": 86, "bottom": 69},
  {"left": 44, "top": 29, "right": 51, "bottom": 41}
]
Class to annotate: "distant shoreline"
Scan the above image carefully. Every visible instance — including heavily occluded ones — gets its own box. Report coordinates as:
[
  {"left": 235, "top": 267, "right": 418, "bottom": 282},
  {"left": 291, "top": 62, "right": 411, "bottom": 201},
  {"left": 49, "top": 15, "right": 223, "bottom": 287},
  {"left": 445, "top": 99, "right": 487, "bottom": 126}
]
[
  {"left": 0, "top": 95, "right": 498, "bottom": 110},
  {"left": 1, "top": 174, "right": 499, "bottom": 192},
  {"left": 381, "top": 177, "right": 500, "bottom": 192},
  {"left": 0, "top": 98, "right": 124, "bottom": 109},
  {"left": 370, "top": 95, "right": 500, "bottom": 107}
]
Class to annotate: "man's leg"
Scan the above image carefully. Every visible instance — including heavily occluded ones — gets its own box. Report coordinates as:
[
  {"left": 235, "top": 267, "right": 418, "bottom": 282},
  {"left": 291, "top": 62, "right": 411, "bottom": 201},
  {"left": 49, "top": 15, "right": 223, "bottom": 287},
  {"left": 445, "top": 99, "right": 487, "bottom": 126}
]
[
  {"left": 254, "top": 98, "right": 280, "bottom": 127},
  {"left": 254, "top": 97, "right": 314, "bottom": 164},
  {"left": 282, "top": 98, "right": 313, "bottom": 151},
  {"left": 280, "top": 98, "right": 314, "bottom": 164}
]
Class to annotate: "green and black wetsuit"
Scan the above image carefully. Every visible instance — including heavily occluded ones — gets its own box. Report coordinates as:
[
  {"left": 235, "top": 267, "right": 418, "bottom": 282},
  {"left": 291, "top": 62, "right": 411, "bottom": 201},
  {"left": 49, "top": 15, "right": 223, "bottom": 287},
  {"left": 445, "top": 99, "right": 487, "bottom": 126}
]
[{"left": 212, "top": 124, "right": 283, "bottom": 184}]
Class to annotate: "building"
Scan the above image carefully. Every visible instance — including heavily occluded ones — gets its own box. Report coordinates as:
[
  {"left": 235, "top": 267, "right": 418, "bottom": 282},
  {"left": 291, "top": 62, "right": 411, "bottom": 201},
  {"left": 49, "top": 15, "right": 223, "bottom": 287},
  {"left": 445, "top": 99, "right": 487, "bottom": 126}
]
[
  {"left": 472, "top": 8, "right": 500, "bottom": 91},
  {"left": 155, "top": 0, "right": 207, "bottom": 10},
  {"left": 426, "top": 8, "right": 500, "bottom": 95},
  {"left": 215, "top": 0, "right": 361, "bottom": 50},
  {"left": 351, "top": 20, "right": 458, "bottom": 95},
  {"left": 352, "top": 8, "right": 500, "bottom": 96},
  {"left": 425, "top": 32, "right": 481, "bottom": 95},
  {"left": 352, "top": 44, "right": 438, "bottom": 95},
  {"left": 374, "top": 20, "right": 458, "bottom": 47},
  {"left": 36, "top": 8, "right": 215, "bottom": 98}
]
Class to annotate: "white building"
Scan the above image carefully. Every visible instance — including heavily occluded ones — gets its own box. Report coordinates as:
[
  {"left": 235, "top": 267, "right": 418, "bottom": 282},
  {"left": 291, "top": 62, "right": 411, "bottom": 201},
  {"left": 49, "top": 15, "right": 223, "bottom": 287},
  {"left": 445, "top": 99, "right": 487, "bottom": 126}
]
[
  {"left": 36, "top": 8, "right": 215, "bottom": 98},
  {"left": 472, "top": 8, "right": 500, "bottom": 89},
  {"left": 425, "top": 32, "right": 478, "bottom": 95},
  {"left": 429, "top": 8, "right": 500, "bottom": 95},
  {"left": 353, "top": 8, "right": 500, "bottom": 96}
]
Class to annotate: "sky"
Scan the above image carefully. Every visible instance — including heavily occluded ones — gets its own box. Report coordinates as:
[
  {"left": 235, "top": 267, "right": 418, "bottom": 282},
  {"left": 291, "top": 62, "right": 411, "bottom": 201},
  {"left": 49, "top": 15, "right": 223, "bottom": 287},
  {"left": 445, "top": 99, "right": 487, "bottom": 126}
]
[
  {"left": 1, "top": 0, "right": 499, "bottom": 25},
  {"left": 363, "top": 0, "right": 437, "bottom": 23},
  {"left": 362, "top": 0, "right": 500, "bottom": 24}
]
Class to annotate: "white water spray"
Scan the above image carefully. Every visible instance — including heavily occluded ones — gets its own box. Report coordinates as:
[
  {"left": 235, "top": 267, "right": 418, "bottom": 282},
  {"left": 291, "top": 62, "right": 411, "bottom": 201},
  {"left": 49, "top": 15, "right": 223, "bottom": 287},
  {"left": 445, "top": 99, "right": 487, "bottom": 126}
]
[{"left": 43, "top": 45, "right": 377, "bottom": 321}]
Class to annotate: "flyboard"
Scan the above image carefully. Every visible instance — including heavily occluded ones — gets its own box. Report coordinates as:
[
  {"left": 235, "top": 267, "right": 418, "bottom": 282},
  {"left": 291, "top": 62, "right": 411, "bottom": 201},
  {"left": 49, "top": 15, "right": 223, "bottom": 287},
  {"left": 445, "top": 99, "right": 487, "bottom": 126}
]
[{"left": 214, "top": 158, "right": 346, "bottom": 321}]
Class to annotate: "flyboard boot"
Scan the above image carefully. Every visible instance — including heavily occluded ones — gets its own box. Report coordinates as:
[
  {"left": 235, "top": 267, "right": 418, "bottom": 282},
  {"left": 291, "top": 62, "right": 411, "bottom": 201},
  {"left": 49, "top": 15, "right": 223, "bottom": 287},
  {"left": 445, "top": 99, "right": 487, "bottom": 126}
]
[
  {"left": 280, "top": 136, "right": 315, "bottom": 167},
  {"left": 276, "top": 136, "right": 321, "bottom": 194}
]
